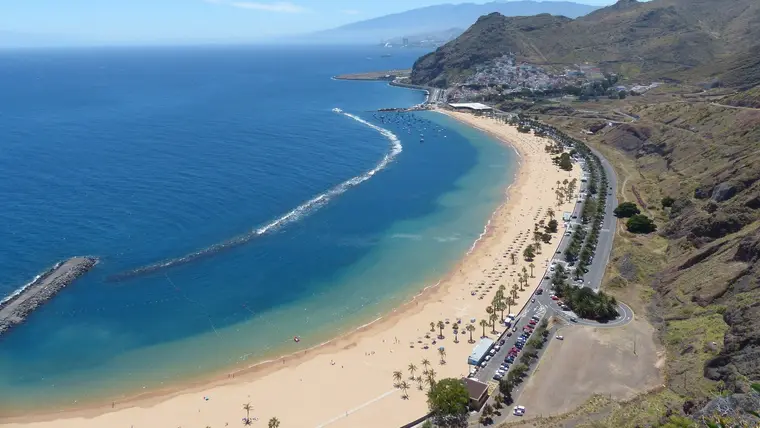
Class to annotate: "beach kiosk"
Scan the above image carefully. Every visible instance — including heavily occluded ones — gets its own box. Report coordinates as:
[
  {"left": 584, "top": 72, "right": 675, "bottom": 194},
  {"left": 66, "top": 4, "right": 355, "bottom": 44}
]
[{"left": 468, "top": 338, "right": 495, "bottom": 365}]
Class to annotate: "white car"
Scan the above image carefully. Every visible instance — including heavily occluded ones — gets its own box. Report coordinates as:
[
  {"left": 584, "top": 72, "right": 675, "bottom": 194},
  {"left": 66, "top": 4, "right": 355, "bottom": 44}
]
[
  {"left": 480, "top": 361, "right": 487, "bottom": 368},
  {"left": 555, "top": 335, "right": 564, "bottom": 340},
  {"left": 485, "top": 355, "right": 492, "bottom": 362},
  {"left": 513, "top": 405, "right": 526, "bottom": 416}
]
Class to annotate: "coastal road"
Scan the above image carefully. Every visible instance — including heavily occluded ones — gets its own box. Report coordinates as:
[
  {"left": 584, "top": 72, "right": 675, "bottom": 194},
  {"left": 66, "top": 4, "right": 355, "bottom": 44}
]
[
  {"left": 474, "top": 149, "right": 622, "bottom": 384},
  {"left": 584, "top": 148, "right": 618, "bottom": 292}
]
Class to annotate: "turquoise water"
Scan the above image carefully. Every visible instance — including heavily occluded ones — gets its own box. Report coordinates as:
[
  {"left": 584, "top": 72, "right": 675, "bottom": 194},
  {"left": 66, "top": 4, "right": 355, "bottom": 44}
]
[{"left": 0, "top": 46, "right": 515, "bottom": 411}]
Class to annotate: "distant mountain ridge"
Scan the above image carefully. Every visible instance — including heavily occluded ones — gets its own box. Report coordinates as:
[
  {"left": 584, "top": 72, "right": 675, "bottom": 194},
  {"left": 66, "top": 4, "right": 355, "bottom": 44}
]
[
  {"left": 411, "top": 0, "right": 760, "bottom": 87},
  {"left": 305, "top": 1, "right": 599, "bottom": 44}
]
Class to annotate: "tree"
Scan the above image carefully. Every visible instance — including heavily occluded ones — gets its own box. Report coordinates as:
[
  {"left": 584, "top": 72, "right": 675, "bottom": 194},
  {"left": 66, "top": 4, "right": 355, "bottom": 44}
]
[
  {"left": 498, "top": 379, "right": 513, "bottom": 404},
  {"left": 422, "top": 358, "right": 431, "bottom": 374},
  {"left": 661, "top": 196, "right": 675, "bottom": 208},
  {"left": 400, "top": 381, "right": 410, "bottom": 399},
  {"left": 489, "top": 313, "right": 499, "bottom": 333},
  {"left": 479, "top": 319, "right": 488, "bottom": 338},
  {"left": 393, "top": 371, "right": 403, "bottom": 387},
  {"left": 511, "top": 363, "right": 529, "bottom": 378},
  {"left": 493, "top": 395, "right": 503, "bottom": 410},
  {"left": 557, "top": 153, "right": 573, "bottom": 171},
  {"left": 613, "top": 201, "right": 640, "bottom": 218},
  {"left": 626, "top": 214, "right": 657, "bottom": 234},
  {"left": 437, "top": 320, "right": 445, "bottom": 339},
  {"left": 510, "top": 252, "right": 517, "bottom": 265},
  {"left": 523, "top": 245, "right": 535, "bottom": 261},
  {"left": 466, "top": 324, "right": 476, "bottom": 343},
  {"left": 427, "top": 378, "right": 470, "bottom": 427},
  {"left": 427, "top": 369, "right": 437, "bottom": 386},
  {"left": 408, "top": 363, "right": 418, "bottom": 380},
  {"left": 243, "top": 403, "right": 252, "bottom": 421},
  {"left": 452, "top": 323, "right": 459, "bottom": 343},
  {"left": 547, "top": 219, "right": 558, "bottom": 233},
  {"left": 438, "top": 348, "right": 447, "bottom": 365},
  {"left": 421, "top": 421, "right": 434, "bottom": 428},
  {"left": 547, "top": 207, "right": 555, "bottom": 220},
  {"left": 430, "top": 321, "right": 436, "bottom": 332},
  {"left": 268, "top": 417, "right": 281, "bottom": 428}
]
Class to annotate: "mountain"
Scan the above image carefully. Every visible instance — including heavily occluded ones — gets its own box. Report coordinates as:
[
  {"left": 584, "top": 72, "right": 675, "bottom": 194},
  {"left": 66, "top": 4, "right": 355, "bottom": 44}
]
[
  {"left": 304, "top": 1, "right": 599, "bottom": 44},
  {"left": 411, "top": 0, "right": 760, "bottom": 87}
]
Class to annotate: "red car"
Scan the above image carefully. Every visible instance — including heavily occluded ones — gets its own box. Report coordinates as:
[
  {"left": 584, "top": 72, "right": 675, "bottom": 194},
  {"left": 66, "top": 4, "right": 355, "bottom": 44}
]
[
  {"left": 551, "top": 295, "right": 559, "bottom": 301},
  {"left": 529, "top": 319, "right": 537, "bottom": 325},
  {"left": 510, "top": 347, "right": 518, "bottom": 354}
]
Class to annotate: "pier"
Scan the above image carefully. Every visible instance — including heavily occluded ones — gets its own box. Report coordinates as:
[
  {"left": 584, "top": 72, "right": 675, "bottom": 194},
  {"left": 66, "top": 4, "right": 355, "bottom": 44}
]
[{"left": 0, "top": 256, "right": 97, "bottom": 336}]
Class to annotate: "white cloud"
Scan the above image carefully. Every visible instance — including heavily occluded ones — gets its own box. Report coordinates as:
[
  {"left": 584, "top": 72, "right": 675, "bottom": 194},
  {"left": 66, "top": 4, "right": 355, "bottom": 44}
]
[
  {"left": 341, "top": 9, "right": 360, "bottom": 15},
  {"left": 228, "top": 1, "right": 308, "bottom": 13}
]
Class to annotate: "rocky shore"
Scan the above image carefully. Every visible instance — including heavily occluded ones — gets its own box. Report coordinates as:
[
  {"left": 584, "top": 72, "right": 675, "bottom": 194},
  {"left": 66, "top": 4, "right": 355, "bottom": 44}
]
[{"left": 0, "top": 256, "right": 97, "bottom": 336}]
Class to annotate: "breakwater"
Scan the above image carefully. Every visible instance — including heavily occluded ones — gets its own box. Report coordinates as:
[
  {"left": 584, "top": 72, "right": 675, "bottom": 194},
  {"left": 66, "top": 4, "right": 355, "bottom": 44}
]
[{"left": 0, "top": 256, "right": 97, "bottom": 336}]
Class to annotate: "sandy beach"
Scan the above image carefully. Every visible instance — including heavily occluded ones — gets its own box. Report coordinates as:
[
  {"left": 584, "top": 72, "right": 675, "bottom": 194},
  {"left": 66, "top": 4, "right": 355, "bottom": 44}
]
[{"left": 1, "top": 111, "right": 579, "bottom": 428}]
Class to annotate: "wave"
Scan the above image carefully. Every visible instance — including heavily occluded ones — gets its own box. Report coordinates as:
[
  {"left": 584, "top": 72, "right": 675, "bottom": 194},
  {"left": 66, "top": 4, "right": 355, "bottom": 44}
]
[
  {"left": 108, "top": 109, "right": 402, "bottom": 282},
  {"left": 0, "top": 261, "right": 63, "bottom": 306}
]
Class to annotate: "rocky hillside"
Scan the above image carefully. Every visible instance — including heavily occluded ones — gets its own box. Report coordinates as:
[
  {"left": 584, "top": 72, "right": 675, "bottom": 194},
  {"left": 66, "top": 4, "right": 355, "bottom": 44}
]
[
  {"left": 411, "top": 0, "right": 760, "bottom": 87},
  {"left": 541, "top": 95, "right": 760, "bottom": 424}
]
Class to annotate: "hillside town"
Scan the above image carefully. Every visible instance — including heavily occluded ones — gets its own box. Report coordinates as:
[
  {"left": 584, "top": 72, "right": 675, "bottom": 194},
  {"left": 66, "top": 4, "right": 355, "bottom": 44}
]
[{"left": 445, "top": 54, "right": 661, "bottom": 103}]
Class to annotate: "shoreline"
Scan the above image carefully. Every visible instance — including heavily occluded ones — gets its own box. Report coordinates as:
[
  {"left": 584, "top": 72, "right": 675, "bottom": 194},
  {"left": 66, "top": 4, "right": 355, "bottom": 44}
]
[{"left": 2, "top": 110, "right": 578, "bottom": 428}]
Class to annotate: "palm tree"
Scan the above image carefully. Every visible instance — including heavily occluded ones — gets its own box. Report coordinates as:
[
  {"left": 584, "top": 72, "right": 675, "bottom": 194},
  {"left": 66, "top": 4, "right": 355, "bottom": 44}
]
[
  {"left": 400, "top": 381, "right": 410, "bottom": 399},
  {"left": 393, "top": 370, "right": 403, "bottom": 387},
  {"left": 529, "top": 262, "right": 535, "bottom": 278},
  {"left": 489, "top": 313, "right": 499, "bottom": 333},
  {"left": 429, "top": 321, "right": 435, "bottom": 332},
  {"left": 510, "top": 253, "right": 517, "bottom": 265},
  {"left": 426, "top": 369, "right": 437, "bottom": 387},
  {"left": 421, "top": 358, "right": 431, "bottom": 373},
  {"left": 479, "top": 319, "right": 488, "bottom": 338},
  {"left": 437, "top": 320, "right": 445, "bottom": 339},
  {"left": 452, "top": 323, "right": 459, "bottom": 343},
  {"left": 243, "top": 402, "right": 252, "bottom": 421},
  {"left": 511, "top": 284, "right": 519, "bottom": 301},
  {"left": 268, "top": 417, "right": 281, "bottom": 428},
  {"left": 547, "top": 207, "right": 555, "bottom": 221},
  {"left": 408, "top": 363, "right": 418, "bottom": 380},
  {"left": 485, "top": 305, "right": 493, "bottom": 323},
  {"left": 466, "top": 324, "right": 476, "bottom": 343},
  {"left": 438, "top": 348, "right": 446, "bottom": 365}
]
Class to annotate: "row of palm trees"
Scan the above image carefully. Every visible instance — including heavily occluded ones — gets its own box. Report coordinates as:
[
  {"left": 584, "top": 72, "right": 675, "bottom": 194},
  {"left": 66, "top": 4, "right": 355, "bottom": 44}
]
[
  {"left": 554, "top": 178, "right": 578, "bottom": 206},
  {"left": 241, "top": 402, "right": 280, "bottom": 427},
  {"left": 393, "top": 359, "right": 439, "bottom": 399}
]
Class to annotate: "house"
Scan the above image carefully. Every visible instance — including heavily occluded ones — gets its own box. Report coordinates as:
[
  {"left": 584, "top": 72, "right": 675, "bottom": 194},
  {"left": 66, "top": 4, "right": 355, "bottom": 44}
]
[{"left": 461, "top": 377, "right": 490, "bottom": 410}]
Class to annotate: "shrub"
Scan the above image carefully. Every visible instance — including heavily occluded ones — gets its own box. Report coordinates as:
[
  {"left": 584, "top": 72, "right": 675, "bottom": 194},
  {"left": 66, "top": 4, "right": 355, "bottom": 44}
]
[
  {"left": 626, "top": 214, "right": 657, "bottom": 234},
  {"left": 614, "top": 202, "right": 640, "bottom": 218}
]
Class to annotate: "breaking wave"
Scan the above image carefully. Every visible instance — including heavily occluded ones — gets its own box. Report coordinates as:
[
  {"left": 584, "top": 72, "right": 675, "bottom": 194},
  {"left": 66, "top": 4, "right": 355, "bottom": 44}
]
[{"left": 108, "top": 109, "right": 402, "bottom": 282}]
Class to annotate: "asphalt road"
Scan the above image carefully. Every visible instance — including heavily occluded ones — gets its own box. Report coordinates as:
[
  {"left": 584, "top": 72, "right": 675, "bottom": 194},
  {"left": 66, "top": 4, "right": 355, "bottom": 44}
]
[{"left": 474, "top": 148, "right": 623, "bottom": 386}]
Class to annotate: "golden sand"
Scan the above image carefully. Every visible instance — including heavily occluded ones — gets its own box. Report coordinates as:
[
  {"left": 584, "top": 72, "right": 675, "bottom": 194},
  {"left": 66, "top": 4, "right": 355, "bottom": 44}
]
[{"left": 1, "top": 111, "right": 579, "bottom": 428}]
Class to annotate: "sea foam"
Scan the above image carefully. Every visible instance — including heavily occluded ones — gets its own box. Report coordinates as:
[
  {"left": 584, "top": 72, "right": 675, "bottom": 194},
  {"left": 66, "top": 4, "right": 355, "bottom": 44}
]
[{"left": 109, "top": 110, "right": 402, "bottom": 281}]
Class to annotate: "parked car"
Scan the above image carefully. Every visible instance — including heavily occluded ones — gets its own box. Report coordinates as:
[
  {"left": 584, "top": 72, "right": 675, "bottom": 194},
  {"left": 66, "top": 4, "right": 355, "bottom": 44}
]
[
  {"left": 555, "top": 335, "right": 564, "bottom": 340},
  {"left": 536, "top": 288, "right": 543, "bottom": 295},
  {"left": 499, "top": 339, "right": 506, "bottom": 346},
  {"left": 513, "top": 405, "right": 526, "bottom": 416}
]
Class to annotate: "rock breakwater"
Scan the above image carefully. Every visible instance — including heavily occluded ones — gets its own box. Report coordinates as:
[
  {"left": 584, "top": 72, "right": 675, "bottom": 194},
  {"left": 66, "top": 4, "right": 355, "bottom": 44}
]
[{"left": 0, "top": 256, "right": 97, "bottom": 337}]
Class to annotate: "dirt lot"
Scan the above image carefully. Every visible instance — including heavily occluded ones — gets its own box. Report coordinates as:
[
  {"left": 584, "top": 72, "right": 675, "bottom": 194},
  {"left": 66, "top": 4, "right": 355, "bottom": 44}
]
[{"left": 504, "top": 317, "right": 663, "bottom": 423}]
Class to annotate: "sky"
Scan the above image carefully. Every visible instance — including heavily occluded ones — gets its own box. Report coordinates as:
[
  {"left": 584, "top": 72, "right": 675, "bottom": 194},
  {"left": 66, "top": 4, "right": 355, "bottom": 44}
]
[{"left": 0, "top": 0, "right": 619, "bottom": 45}]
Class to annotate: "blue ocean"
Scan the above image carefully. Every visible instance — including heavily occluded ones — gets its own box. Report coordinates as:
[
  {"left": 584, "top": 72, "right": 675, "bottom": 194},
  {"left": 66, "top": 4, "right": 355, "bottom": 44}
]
[{"left": 0, "top": 45, "right": 515, "bottom": 412}]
